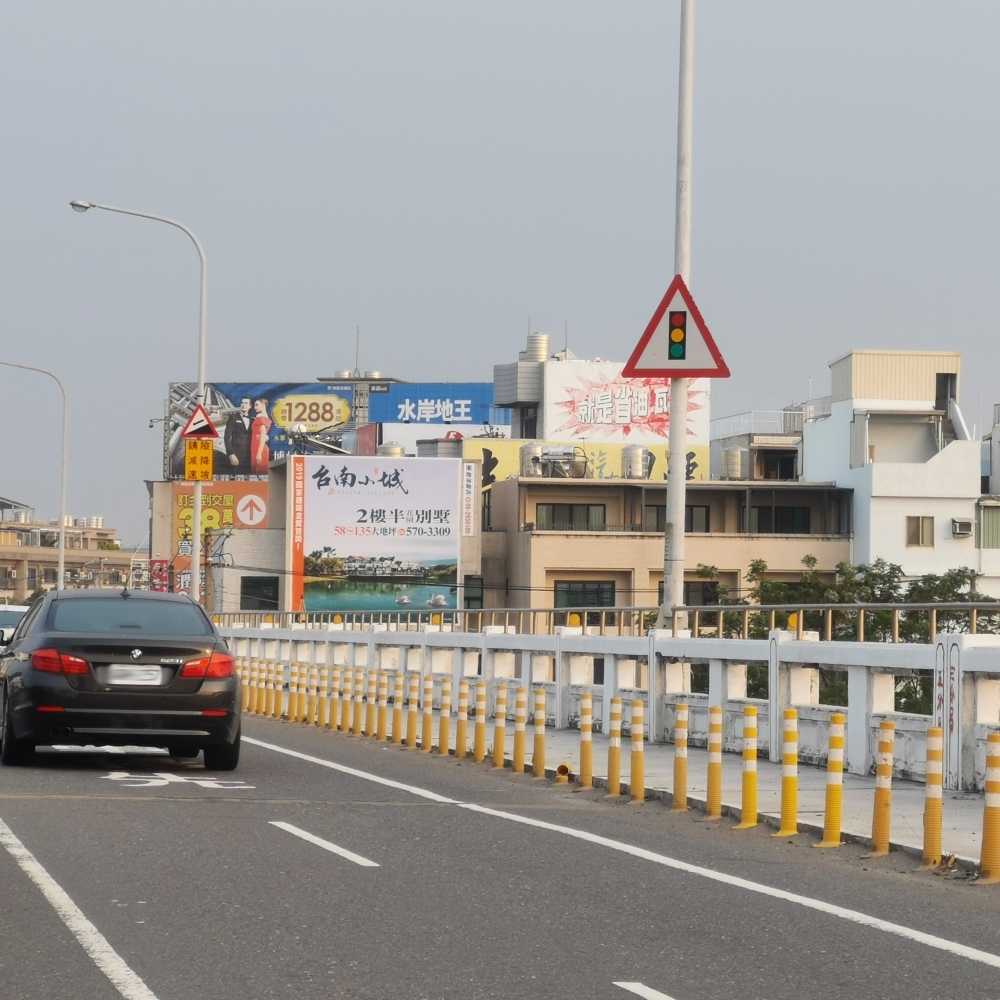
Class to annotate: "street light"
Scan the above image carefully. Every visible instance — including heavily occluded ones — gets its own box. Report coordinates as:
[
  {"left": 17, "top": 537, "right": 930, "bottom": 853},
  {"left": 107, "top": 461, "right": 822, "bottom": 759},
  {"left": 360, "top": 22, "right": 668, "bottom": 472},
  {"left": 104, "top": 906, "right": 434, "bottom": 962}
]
[
  {"left": 0, "top": 362, "right": 68, "bottom": 591},
  {"left": 71, "top": 200, "right": 208, "bottom": 603}
]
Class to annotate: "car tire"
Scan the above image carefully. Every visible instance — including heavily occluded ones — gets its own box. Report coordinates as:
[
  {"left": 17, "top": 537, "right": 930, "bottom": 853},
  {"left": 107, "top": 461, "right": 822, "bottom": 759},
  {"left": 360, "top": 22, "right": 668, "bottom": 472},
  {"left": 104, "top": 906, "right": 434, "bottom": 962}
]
[
  {"left": 167, "top": 742, "right": 200, "bottom": 759},
  {"left": 0, "top": 687, "right": 34, "bottom": 766},
  {"left": 203, "top": 726, "right": 240, "bottom": 771}
]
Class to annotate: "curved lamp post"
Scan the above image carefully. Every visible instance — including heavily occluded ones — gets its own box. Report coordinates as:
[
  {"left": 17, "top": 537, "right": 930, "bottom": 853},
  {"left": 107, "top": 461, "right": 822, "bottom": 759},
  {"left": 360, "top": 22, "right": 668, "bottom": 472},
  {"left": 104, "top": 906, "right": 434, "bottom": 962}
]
[
  {"left": 70, "top": 200, "right": 208, "bottom": 603},
  {"left": 0, "top": 362, "right": 67, "bottom": 591}
]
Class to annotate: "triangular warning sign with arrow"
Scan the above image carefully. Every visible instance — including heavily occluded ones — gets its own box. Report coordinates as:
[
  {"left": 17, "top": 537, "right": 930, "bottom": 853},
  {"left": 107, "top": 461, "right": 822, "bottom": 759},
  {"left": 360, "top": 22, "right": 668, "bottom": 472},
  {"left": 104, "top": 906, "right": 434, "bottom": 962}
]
[
  {"left": 622, "top": 274, "right": 730, "bottom": 379},
  {"left": 180, "top": 404, "right": 220, "bottom": 439}
]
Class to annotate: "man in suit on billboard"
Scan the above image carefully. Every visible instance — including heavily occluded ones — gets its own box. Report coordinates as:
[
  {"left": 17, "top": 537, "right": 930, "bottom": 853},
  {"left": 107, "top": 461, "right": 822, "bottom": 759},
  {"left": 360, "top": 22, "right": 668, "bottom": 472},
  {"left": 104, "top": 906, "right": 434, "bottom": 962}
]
[{"left": 223, "top": 396, "right": 253, "bottom": 476}]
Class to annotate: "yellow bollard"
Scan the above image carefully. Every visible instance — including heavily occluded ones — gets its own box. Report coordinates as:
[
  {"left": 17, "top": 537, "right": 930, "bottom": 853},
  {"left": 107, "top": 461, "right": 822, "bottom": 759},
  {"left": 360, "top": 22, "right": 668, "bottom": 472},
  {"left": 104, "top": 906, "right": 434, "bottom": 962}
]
[
  {"left": 816, "top": 712, "right": 845, "bottom": 848},
  {"left": 774, "top": 708, "right": 799, "bottom": 837},
  {"left": 263, "top": 660, "right": 275, "bottom": 719},
  {"left": 492, "top": 684, "right": 508, "bottom": 768},
  {"left": 706, "top": 705, "right": 723, "bottom": 819},
  {"left": 922, "top": 726, "right": 943, "bottom": 867},
  {"left": 734, "top": 705, "right": 758, "bottom": 830},
  {"left": 421, "top": 674, "right": 435, "bottom": 752},
  {"left": 316, "top": 663, "right": 329, "bottom": 728},
  {"left": 867, "top": 719, "right": 895, "bottom": 856},
  {"left": 296, "top": 663, "right": 309, "bottom": 722},
  {"left": 606, "top": 697, "right": 622, "bottom": 796},
  {"left": 306, "top": 663, "right": 318, "bottom": 724},
  {"left": 473, "top": 680, "right": 487, "bottom": 763},
  {"left": 978, "top": 732, "right": 1000, "bottom": 882},
  {"left": 406, "top": 673, "right": 420, "bottom": 748},
  {"left": 629, "top": 700, "right": 645, "bottom": 803},
  {"left": 286, "top": 663, "right": 298, "bottom": 721},
  {"left": 377, "top": 671, "right": 389, "bottom": 741},
  {"left": 352, "top": 668, "right": 365, "bottom": 735},
  {"left": 578, "top": 691, "right": 593, "bottom": 788},
  {"left": 512, "top": 686, "right": 527, "bottom": 773},
  {"left": 246, "top": 659, "right": 258, "bottom": 714},
  {"left": 340, "top": 666, "right": 353, "bottom": 731},
  {"left": 672, "top": 703, "right": 688, "bottom": 811},
  {"left": 436, "top": 675, "right": 452, "bottom": 755},
  {"left": 365, "top": 669, "right": 378, "bottom": 736},
  {"left": 272, "top": 661, "right": 284, "bottom": 720},
  {"left": 392, "top": 671, "right": 405, "bottom": 743},
  {"left": 532, "top": 687, "right": 546, "bottom": 777},
  {"left": 239, "top": 658, "right": 250, "bottom": 712},
  {"left": 329, "top": 665, "right": 341, "bottom": 730},
  {"left": 455, "top": 678, "right": 469, "bottom": 758}
]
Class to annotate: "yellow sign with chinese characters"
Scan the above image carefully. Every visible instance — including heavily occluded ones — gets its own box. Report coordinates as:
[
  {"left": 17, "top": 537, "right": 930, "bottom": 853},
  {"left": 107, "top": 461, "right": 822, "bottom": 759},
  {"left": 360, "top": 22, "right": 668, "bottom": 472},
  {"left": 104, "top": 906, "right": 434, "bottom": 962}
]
[
  {"left": 184, "top": 439, "right": 215, "bottom": 481},
  {"left": 271, "top": 393, "right": 352, "bottom": 434}
]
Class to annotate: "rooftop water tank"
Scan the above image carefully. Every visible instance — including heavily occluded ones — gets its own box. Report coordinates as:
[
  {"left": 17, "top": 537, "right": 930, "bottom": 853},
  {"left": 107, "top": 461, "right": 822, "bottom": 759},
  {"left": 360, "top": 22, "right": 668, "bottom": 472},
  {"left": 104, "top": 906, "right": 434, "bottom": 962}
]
[
  {"left": 621, "top": 445, "right": 651, "bottom": 480},
  {"left": 520, "top": 444, "right": 544, "bottom": 477},
  {"left": 376, "top": 444, "right": 406, "bottom": 457},
  {"left": 524, "top": 333, "right": 550, "bottom": 362}
]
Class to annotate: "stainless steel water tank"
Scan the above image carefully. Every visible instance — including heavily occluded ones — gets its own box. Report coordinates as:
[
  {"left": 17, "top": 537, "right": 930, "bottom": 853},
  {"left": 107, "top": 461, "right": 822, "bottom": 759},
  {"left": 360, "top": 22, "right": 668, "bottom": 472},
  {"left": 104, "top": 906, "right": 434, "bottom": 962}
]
[
  {"left": 376, "top": 444, "right": 406, "bottom": 457},
  {"left": 621, "top": 445, "right": 651, "bottom": 479},
  {"left": 520, "top": 444, "right": 544, "bottom": 476},
  {"left": 722, "top": 447, "right": 748, "bottom": 480}
]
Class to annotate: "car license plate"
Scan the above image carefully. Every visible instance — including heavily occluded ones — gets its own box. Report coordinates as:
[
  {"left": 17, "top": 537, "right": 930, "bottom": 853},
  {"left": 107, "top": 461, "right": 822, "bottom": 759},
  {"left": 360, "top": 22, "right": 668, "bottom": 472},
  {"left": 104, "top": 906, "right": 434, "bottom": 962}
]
[{"left": 107, "top": 664, "right": 161, "bottom": 686}]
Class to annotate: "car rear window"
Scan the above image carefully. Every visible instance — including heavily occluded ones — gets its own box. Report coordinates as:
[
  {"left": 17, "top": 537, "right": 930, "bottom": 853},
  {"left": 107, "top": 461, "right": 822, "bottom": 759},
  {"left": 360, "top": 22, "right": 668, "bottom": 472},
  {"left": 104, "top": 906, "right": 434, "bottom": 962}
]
[
  {"left": 50, "top": 599, "right": 214, "bottom": 636},
  {"left": 0, "top": 610, "right": 25, "bottom": 627}
]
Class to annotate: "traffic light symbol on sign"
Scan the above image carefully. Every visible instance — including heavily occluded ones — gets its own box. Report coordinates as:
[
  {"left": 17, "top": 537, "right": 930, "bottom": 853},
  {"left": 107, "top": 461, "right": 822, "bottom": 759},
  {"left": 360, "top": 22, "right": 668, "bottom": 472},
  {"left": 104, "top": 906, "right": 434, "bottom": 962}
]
[{"left": 669, "top": 311, "right": 686, "bottom": 360}]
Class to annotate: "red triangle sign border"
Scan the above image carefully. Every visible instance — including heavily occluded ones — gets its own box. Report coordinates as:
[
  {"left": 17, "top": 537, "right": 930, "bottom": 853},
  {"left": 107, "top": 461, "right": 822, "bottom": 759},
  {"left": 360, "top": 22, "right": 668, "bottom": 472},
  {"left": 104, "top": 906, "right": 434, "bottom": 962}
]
[
  {"left": 621, "top": 274, "right": 730, "bottom": 379},
  {"left": 180, "top": 403, "right": 220, "bottom": 439}
]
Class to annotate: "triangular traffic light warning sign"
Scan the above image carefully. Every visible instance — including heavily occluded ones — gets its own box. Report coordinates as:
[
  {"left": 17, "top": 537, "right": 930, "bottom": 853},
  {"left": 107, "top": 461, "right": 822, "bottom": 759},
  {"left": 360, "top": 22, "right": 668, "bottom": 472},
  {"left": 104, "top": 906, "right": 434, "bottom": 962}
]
[
  {"left": 622, "top": 274, "right": 730, "bottom": 379},
  {"left": 180, "top": 403, "right": 220, "bottom": 439}
]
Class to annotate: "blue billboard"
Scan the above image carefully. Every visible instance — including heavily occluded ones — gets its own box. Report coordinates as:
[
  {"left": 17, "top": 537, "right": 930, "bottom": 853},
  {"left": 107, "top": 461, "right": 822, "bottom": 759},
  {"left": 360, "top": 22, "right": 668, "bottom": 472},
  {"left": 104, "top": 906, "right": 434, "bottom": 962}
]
[{"left": 366, "top": 382, "right": 504, "bottom": 426}]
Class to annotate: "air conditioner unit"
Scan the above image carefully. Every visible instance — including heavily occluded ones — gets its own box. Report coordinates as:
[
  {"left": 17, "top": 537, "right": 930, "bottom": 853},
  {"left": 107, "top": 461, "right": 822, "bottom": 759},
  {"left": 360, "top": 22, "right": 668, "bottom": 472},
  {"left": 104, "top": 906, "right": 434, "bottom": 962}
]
[{"left": 952, "top": 518, "right": 973, "bottom": 537}]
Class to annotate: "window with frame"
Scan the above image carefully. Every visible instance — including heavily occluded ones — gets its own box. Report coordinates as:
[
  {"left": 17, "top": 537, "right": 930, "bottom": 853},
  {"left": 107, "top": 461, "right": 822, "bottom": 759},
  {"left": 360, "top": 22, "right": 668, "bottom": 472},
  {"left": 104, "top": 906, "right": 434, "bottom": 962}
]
[
  {"left": 240, "top": 575, "right": 280, "bottom": 611},
  {"left": 685, "top": 505, "right": 710, "bottom": 533},
  {"left": 535, "top": 503, "right": 605, "bottom": 531},
  {"left": 554, "top": 581, "right": 615, "bottom": 607},
  {"left": 906, "top": 516, "right": 934, "bottom": 547}
]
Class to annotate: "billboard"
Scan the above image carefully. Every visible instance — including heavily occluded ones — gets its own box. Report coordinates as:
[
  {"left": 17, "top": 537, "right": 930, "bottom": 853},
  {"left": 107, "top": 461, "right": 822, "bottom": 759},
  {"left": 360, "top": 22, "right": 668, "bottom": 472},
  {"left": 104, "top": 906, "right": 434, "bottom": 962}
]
[
  {"left": 168, "top": 481, "right": 269, "bottom": 596},
  {"left": 366, "top": 382, "right": 506, "bottom": 427},
  {"left": 165, "top": 382, "right": 354, "bottom": 480},
  {"left": 462, "top": 437, "right": 709, "bottom": 490},
  {"left": 542, "top": 362, "right": 709, "bottom": 447},
  {"left": 290, "top": 456, "right": 461, "bottom": 612}
]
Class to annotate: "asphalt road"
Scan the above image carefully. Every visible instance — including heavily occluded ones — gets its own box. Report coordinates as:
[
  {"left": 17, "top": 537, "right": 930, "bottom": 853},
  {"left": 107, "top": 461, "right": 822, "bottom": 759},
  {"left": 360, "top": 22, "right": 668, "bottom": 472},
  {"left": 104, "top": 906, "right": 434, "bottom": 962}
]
[{"left": 3, "top": 716, "right": 1000, "bottom": 1000}]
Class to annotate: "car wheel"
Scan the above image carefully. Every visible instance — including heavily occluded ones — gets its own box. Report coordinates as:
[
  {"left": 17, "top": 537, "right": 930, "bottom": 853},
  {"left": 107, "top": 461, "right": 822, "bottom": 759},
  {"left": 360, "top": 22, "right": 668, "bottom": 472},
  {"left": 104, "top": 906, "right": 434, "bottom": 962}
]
[
  {"left": 167, "top": 742, "right": 200, "bottom": 759},
  {"left": 202, "top": 726, "right": 240, "bottom": 771},
  {"left": 0, "top": 687, "right": 34, "bottom": 766}
]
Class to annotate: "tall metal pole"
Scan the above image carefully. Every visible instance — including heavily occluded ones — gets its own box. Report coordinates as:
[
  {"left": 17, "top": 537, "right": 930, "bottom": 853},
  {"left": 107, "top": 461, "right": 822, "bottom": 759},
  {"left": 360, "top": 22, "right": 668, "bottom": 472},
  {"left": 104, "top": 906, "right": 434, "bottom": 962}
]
[
  {"left": 659, "top": 0, "right": 695, "bottom": 630},
  {"left": 0, "top": 362, "right": 68, "bottom": 591},
  {"left": 70, "top": 201, "right": 208, "bottom": 603}
]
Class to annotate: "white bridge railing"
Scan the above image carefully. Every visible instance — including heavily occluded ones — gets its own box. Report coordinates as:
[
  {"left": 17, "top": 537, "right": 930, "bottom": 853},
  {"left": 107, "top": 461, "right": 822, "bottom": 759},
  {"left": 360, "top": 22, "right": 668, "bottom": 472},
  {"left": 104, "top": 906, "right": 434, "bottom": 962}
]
[{"left": 218, "top": 623, "right": 1000, "bottom": 792}]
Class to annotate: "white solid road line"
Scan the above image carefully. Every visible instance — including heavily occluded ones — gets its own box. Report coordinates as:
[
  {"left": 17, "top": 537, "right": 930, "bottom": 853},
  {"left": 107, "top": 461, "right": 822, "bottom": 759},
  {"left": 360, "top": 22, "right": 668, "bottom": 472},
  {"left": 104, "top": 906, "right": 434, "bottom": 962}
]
[
  {"left": 269, "top": 821, "right": 380, "bottom": 867},
  {"left": 0, "top": 817, "right": 159, "bottom": 1000},
  {"left": 245, "top": 733, "right": 1000, "bottom": 970},
  {"left": 613, "top": 984, "right": 676, "bottom": 1000}
]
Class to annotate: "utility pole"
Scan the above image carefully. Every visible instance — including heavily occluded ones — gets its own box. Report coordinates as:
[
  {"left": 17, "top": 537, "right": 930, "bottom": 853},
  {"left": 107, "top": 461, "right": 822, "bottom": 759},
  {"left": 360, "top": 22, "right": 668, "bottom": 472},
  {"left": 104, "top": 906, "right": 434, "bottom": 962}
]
[{"left": 659, "top": 0, "right": 695, "bottom": 630}]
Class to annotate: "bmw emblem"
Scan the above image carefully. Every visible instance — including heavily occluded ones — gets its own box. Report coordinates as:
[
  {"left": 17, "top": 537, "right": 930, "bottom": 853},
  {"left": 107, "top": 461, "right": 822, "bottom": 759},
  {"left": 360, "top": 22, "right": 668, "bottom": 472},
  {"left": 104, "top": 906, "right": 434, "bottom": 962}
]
[{"left": 130, "top": 649, "right": 143, "bottom": 660}]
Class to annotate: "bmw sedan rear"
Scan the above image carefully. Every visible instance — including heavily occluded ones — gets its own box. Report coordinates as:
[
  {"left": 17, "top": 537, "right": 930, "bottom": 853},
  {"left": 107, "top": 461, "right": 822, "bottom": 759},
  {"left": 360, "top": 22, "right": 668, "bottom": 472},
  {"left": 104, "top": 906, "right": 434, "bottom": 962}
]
[{"left": 0, "top": 589, "right": 241, "bottom": 769}]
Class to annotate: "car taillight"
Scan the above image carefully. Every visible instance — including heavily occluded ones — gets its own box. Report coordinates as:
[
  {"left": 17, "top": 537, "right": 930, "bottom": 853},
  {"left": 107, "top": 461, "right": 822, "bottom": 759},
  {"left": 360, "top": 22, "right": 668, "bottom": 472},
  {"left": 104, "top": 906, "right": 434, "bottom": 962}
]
[
  {"left": 30, "top": 648, "right": 89, "bottom": 675},
  {"left": 180, "top": 652, "right": 234, "bottom": 679}
]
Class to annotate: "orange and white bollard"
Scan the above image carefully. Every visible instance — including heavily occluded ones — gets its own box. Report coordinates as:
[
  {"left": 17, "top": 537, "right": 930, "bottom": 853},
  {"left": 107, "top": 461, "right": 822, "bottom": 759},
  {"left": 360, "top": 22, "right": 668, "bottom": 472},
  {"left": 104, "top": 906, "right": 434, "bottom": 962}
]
[
  {"left": 340, "top": 666, "right": 353, "bottom": 731},
  {"left": 629, "top": 700, "right": 645, "bottom": 803},
  {"left": 436, "top": 675, "right": 452, "bottom": 755},
  {"left": 512, "top": 687, "right": 527, "bottom": 773},
  {"left": 377, "top": 671, "right": 389, "bottom": 741},
  {"left": 296, "top": 663, "right": 309, "bottom": 722},
  {"left": 532, "top": 688, "right": 546, "bottom": 777},
  {"left": 922, "top": 726, "right": 943, "bottom": 867},
  {"left": 352, "top": 668, "right": 365, "bottom": 735},
  {"left": 606, "top": 697, "right": 622, "bottom": 796},
  {"left": 421, "top": 674, "right": 435, "bottom": 752},
  {"left": 455, "top": 678, "right": 469, "bottom": 758},
  {"left": 579, "top": 691, "right": 593, "bottom": 789},
  {"left": 392, "top": 672, "right": 405, "bottom": 743},
  {"left": 405, "top": 673, "right": 420, "bottom": 747},
  {"left": 365, "top": 669, "right": 378, "bottom": 736},
  {"left": 867, "top": 719, "right": 895, "bottom": 856},
  {"left": 815, "top": 712, "right": 845, "bottom": 848},
  {"left": 316, "top": 663, "right": 329, "bottom": 727},
  {"left": 329, "top": 665, "right": 341, "bottom": 730},
  {"left": 306, "top": 663, "right": 318, "bottom": 724},
  {"left": 774, "top": 708, "right": 799, "bottom": 837},
  {"left": 707, "top": 705, "right": 723, "bottom": 819},
  {"left": 978, "top": 733, "right": 1000, "bottom": 882},
  {"left": 242, "top": 658, "right": 253, "bottom": 713},
  {"left": 262, "top": 660, "right": 275, "bottom": 719},
  {"left": 734, "top": 705, "right": 758, "bottom": 830},
  {"left": 673, "top": 703, "right": 688, "bottom": 811},
  {"left": 247, "top": 659, "right": 259, "bottom": 714},
  {"left": 286, "top": 663, "right": 299, "bottom": 721},
  {"left": 492, "top": 684, "right": 508, "bottom": 768},
  {"left": 473, "top": 680, "right": 488, "bottom": 763}
]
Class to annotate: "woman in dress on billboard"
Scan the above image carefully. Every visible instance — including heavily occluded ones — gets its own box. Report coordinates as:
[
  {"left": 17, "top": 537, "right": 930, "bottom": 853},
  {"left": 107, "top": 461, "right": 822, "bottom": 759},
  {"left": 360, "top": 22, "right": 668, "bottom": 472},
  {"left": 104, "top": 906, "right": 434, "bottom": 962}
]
[{"left": 250, "top": 398, "right": 271, "bottom": 475}]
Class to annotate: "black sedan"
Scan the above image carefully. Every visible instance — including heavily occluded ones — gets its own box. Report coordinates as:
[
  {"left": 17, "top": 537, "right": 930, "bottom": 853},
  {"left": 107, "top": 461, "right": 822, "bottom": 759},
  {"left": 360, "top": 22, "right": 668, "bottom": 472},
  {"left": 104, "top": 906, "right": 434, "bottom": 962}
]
[{"left": 0, "top": 589, "right": 241, "bottom": 770}]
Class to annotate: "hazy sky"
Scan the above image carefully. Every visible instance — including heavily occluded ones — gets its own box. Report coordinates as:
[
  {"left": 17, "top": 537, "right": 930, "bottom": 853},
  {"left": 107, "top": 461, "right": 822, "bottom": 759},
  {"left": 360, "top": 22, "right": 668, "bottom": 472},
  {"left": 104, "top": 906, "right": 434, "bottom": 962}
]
[{"left": 2, "top": 2, "right": 999, "bottom": 543}]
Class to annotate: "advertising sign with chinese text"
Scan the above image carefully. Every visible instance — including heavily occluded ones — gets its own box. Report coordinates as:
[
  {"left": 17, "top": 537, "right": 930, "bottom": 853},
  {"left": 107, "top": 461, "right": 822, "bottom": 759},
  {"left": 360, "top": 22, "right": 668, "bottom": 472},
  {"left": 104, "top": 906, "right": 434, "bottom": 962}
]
[
  {"left": 542, "top": 362, "right": 709, "bottom": 448},
  {"left": 170, "top": 482, "right": 269, "bottom": 596},
  {"left": 290, "top": 456, "right": 460, "bottom": 612},
  {"left": 366, "top": 382, "right": 505, "bottom": 427},
  {"left": 166, "top": 382, "right": 354, "bottom": 480}
]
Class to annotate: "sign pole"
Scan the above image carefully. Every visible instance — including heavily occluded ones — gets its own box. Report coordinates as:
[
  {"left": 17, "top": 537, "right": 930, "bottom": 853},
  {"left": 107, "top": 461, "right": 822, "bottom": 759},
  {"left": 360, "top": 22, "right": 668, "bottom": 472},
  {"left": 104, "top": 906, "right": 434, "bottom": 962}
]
[{"left": 659, "top": 0, "right": 695, "bottom": 630}]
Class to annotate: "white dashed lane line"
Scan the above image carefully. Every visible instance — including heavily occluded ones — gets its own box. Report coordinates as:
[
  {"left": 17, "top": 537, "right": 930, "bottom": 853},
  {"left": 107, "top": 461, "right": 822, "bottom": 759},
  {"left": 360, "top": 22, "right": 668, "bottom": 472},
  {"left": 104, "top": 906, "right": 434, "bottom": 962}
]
[
  {"left": 613, "top": 983, "right": 676, "bottom": 999},
  {"left": 269, "top": 821, "right": 380, "bottom": 867}
]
